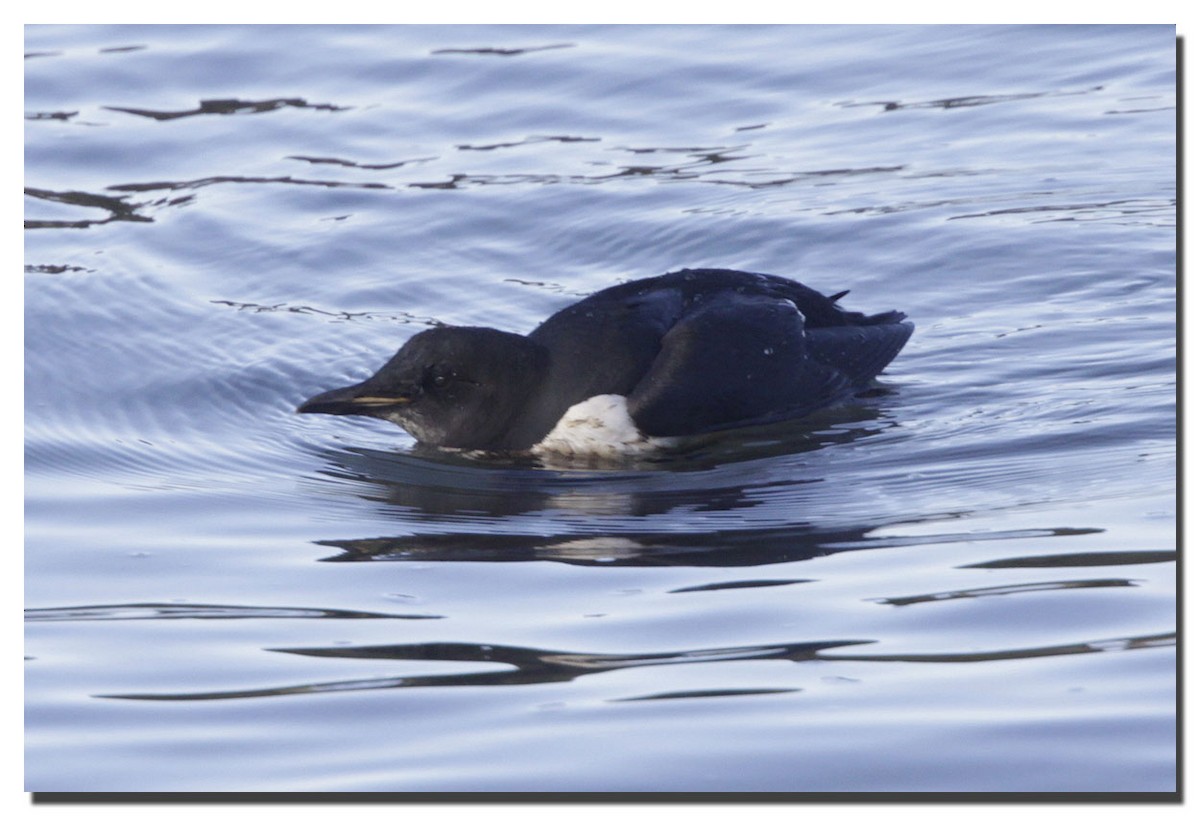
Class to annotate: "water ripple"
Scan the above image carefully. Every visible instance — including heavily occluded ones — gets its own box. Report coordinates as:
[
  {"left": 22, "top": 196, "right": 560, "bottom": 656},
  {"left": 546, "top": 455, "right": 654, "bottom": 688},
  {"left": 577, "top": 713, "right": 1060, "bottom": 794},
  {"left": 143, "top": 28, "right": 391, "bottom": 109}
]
[
  {"left": 870, "top": 579, "right": 1140, "bottom": 607},
  {"left": 103, "top": 97, "right": 350, "bottom": 120},
  {"left": 94, "top": 631, "right": 1173, "bottom": 702},
  {"left": 431, "top": 43, "right": 574, "bottom": 57},
  {"left": 26, "top": 602, "right": 441, "bottom": 623}
]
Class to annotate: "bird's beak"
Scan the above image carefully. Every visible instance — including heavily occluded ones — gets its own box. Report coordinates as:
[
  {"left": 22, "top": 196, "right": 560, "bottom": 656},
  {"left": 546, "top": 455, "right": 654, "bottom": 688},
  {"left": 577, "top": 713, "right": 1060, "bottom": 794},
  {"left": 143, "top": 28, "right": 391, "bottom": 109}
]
[{"left": 296, "top": 383, "right": 413, "bottom": 416}]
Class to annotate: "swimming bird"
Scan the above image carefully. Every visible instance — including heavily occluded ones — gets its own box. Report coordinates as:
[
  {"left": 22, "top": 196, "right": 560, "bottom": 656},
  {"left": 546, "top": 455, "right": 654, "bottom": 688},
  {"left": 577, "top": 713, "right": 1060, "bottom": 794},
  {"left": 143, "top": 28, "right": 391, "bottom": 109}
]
[{"left": 297, "top": 268, "right": 913, "bottom": 455}]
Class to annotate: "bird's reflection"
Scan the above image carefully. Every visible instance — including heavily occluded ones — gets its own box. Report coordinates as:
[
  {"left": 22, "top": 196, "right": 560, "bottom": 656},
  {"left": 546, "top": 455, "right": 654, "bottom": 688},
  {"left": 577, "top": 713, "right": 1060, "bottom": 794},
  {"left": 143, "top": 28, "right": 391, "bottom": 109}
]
[
  {"left": 296, "top": 397, "right": 1109, "bottom": 569},
  {"left": 303, "top": 401, "right": 889, "bottom": 519},
  {"left": 301, "top": 406, "right": 908, "bottom": 567},
  {"left": 317, "top": 525, "right": 894, "bottom": 568},
  {"left": 315, "top": 523, "right": 1108, "bottom": 569}
]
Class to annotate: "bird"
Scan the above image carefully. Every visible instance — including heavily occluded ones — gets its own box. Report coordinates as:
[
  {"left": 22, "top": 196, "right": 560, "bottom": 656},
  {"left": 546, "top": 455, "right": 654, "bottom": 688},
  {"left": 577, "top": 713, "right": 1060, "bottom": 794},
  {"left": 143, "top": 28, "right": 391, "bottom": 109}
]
[{"left": 297, "top": 268, "right": 913, "bottom": 456}]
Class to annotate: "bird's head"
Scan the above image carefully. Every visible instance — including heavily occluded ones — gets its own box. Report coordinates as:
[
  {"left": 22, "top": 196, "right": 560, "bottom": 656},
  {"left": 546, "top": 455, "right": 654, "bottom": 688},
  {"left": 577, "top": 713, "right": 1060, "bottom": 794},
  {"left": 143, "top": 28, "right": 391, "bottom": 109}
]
[{"left": 297, "top": 326, "right": 547, "bottom": 449}]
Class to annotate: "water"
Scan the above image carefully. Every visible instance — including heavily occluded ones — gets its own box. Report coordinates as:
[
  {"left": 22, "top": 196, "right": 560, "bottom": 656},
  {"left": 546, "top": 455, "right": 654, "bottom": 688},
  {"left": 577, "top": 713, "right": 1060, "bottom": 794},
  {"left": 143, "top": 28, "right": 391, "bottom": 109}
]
[{"left": 24, "top": 24, "right": 1176, "bottom": 794}]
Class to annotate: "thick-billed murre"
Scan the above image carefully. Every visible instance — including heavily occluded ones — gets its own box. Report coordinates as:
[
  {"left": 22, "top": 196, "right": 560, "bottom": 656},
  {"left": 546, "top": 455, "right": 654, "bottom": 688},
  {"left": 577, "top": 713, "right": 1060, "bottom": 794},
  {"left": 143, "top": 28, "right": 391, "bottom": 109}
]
[{"left": 297, "top": 268, "right": 913, "bottom": 454}]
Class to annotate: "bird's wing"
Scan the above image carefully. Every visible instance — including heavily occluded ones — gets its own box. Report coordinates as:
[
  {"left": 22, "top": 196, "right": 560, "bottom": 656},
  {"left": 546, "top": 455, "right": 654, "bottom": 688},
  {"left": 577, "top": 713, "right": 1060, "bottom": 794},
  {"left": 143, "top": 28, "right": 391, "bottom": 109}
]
[
  {"left": 627, "top": 292, "right": 855, "bottom": 437},
  {"left": 805, "top": 320, "right": 914, "bottom": 389}
]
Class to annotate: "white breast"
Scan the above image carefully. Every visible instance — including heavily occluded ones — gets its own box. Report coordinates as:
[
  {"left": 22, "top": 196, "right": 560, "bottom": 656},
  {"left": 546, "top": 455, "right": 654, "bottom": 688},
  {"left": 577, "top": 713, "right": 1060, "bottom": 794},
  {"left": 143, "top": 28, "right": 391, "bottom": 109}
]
[{"left": 531, "top": 394, "right": 670, "bottom": 458}]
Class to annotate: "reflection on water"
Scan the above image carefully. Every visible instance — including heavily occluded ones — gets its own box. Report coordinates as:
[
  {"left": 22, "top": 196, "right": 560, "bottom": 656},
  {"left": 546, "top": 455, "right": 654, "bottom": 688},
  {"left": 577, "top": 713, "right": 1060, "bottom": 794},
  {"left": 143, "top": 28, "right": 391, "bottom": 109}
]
[
  {"left": 93, "top": 632, "right": 1174, "bottom": 703},
  {"left": 314, "top": 525, "right": 1112, "bottom": 569},
  {"left": 871, "top": 578, "right": 1141, "bottom": 606},
  {"left": 26, "top": 603, "right": 442, "bottom": 622},
  {"left": 24, "top": 186, "right": 152, "bottom": 229},
  {"left": 104, "top": 96, "right": 350, "bottom": 120},
  {"left": 300, "top": 406, "right": 1114, "bottom": 569},
  {"left": 301, "top": 401, "right": 896, "bottom": 514}
]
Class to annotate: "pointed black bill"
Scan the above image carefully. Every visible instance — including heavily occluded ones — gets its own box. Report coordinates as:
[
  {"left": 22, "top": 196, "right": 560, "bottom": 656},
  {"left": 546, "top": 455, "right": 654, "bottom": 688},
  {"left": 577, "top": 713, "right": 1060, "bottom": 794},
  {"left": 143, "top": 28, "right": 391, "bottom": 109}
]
[{"left": 296, "top": 382, "right": 413, "bottom": 417}]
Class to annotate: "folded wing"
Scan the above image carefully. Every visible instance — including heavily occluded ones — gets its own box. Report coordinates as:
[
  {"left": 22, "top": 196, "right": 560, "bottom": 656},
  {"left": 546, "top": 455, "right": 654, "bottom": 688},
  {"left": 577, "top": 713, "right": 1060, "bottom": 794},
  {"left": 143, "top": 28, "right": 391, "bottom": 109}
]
[{"left": 628, "top": 292, "right": 912, "bottom": 438}]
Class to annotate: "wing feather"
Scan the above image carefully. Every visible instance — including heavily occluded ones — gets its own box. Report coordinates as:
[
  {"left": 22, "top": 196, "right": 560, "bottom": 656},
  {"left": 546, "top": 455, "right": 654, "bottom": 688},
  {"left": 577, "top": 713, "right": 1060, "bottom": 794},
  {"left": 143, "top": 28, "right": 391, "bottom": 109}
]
[{"left": 628, "top": 293, "right": 853, "bottom": 437}]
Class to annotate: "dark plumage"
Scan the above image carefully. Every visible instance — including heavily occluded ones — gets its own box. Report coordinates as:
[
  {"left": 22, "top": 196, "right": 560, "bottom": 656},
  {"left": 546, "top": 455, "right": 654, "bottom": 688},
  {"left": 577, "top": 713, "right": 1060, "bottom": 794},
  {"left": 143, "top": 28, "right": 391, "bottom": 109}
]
[{"left": 297, "top": 268, "right": 913, "bottom": 452}]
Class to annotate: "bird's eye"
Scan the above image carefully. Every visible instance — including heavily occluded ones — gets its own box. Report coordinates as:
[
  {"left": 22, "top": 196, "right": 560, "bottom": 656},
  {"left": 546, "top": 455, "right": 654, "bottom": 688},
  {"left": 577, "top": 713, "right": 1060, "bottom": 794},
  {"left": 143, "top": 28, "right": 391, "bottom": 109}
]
[{"left": 426, "top": 367, "right": 452, "bottom": 388}]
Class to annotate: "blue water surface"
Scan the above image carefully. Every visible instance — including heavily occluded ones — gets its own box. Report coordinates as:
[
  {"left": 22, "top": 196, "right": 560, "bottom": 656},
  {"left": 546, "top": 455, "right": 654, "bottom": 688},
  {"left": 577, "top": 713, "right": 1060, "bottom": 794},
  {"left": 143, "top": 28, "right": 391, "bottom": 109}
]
[{"left": 24, "top": 24, "right": 1176, "bottom": 794}]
